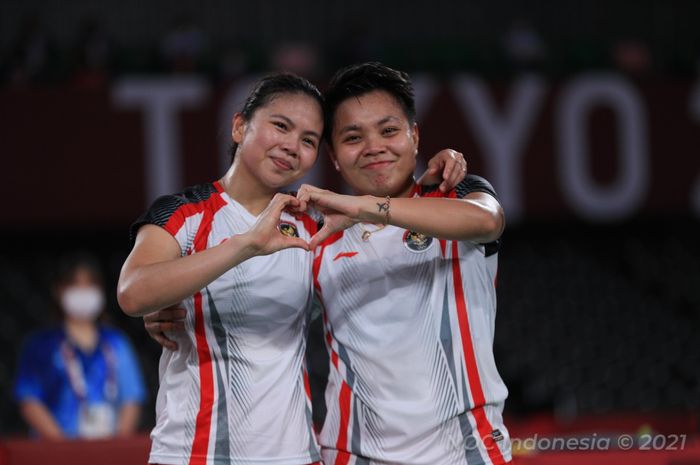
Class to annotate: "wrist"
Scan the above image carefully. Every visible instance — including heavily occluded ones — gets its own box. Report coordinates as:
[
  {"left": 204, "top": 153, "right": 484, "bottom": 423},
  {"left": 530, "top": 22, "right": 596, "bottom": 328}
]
[
  {"left": 228, "top": 233, "right": 261, "bottom": 261},
  {"left": 360, "top": 195, "right": 392, "bottom": 224},
  {"left": 357, "top": 196, "right": 379, "bottom": 223}
]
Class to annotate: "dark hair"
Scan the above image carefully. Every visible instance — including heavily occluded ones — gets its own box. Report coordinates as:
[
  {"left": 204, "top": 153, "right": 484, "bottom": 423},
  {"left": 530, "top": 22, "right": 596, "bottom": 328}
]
[
  {"left": 323, "top": 62, "right": 416, "bottom": 143},
  {"left": 229, "top": 72, "right": 323, "bottom": 162},
  {"left": 50, "top": 252, "right": 104, "bottom": 321},
  {"left": 54, "top": 252, "right": 104, "bottom": 289}
]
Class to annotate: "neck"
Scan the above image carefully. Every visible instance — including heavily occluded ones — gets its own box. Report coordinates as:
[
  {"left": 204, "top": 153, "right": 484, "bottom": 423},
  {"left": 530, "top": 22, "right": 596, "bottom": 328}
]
[
  {"left": 220, "top": 159, "right": 276, "bottom": 216},
  {"left": 357, "top": 177, "right": 416, "bottom": 199},
  {"left": 65, "top": 319, "right": 98, "bottom": 352},
  {"left": 394, "top": 176, "right": 417, "bottom": 198}
]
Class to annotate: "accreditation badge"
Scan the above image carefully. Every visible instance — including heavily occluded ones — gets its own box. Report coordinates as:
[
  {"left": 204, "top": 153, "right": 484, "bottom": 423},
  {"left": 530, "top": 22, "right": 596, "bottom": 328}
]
[{"left": 78, "top": 403, "right": 116, "bottom": 438}]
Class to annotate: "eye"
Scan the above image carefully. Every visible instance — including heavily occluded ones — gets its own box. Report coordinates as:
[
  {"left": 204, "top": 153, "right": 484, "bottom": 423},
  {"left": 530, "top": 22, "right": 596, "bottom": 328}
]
[
  {"left": 272, "top": 121, "right": 288, "bottom": 131},
  {"left": 381, "top": 127, "right": 399, "bottom": 136},
  {"left": 343, "top": 134, "right": 361, "bottom": 144},
  {"left": 302, "top": 137, "right": 317, "bottom": 148}
]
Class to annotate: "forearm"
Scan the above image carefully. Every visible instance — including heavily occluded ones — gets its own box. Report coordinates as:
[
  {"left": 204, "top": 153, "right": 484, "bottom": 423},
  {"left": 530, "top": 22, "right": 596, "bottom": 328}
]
[
  {"left": 20, "top": 400, "right": 65, "bottom": 440},
  {"left": 116, "top": 403, "right": 141, "bottom": 436},
  {"left": 359, "top": 195, "right": 504, "bottom": 243},
  {"left": 118, "top": 234, "right": 257, "bottom": 316}
]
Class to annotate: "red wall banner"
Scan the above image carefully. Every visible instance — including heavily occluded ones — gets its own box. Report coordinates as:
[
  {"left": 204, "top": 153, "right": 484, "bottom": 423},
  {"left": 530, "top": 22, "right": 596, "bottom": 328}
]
[{"left": 2, "top": 74, "right": 699, "bottom": 228}]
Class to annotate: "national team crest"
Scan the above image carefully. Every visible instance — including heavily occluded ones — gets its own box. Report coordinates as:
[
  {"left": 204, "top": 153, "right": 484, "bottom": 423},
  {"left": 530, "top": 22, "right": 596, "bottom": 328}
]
[
  {"left": 278, "top": 222, "right": 299, "bottom": 238},
  {"left": 403, "top": 230, "right": 433, "bottom": 252}
]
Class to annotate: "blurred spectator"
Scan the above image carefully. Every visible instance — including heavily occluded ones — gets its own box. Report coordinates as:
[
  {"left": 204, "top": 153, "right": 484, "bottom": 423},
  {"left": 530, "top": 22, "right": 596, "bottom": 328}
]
[
  {"left": 70, "top": 17, "right": 114, "bottom": 90},
  {"left": 13, "top": 253, "right": 145, "bottom": 439},
  {"left": 160, "top": 15, "right": 207, "bottom": 73},
  {"left": 502, "top": 18, "right": 547, "bottom": 68}
]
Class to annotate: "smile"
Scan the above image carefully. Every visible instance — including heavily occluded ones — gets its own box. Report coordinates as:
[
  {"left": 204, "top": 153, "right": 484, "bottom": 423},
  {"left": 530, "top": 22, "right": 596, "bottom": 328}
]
[
  {"left": 270, "top": 157, "right": 294, "bottom": 171},
  {"left": 361, "top": 160, "right": 394, "bottom": 170}
]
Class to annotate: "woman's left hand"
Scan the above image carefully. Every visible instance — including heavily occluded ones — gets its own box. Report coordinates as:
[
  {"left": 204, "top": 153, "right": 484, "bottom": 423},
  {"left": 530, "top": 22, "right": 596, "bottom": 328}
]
[
  {"left": 416, "top": 148, "right": 467, "bottom": 192},
  {"left": 296, "top": 184, "right": 359, "bottom": 249}
]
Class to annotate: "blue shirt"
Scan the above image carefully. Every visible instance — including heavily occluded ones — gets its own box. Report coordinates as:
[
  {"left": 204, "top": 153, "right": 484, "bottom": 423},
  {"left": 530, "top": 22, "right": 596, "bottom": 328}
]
[{"left": 14, "top": 326, "right": 146, "bottom": 438}]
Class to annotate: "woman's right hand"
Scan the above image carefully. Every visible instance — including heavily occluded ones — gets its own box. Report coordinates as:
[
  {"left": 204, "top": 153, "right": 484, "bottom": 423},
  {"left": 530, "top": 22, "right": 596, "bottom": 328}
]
[
  {"left": 244, "top": 193, "right": 311, "bottom": 256},
  {"left": 144, "top": 305, "right": 187, "bottom": 350}
]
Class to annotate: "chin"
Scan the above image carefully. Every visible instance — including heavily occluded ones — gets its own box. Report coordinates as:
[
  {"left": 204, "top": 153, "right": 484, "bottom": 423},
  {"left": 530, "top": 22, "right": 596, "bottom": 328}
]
[{"left": 266, "top": 171, "right": 298, "bottom": 188}]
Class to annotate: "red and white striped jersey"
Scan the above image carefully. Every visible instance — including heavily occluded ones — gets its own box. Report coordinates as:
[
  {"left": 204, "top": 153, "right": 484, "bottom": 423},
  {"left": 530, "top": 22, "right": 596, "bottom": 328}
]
[
  {"left": 313, "top": 176, "right": 512, "bottom": 465},
  {"left": 132, "top": 181, "right": 321, "bottom": 465}
]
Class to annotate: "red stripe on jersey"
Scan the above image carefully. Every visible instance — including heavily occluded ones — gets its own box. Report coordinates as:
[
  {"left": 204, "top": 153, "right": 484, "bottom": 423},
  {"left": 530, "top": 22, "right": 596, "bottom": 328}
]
[
  {"left": 333, "top": 251, "right": 359, "bottom": 261},
  {"left": 334, "top": 381, "right": 352, "bottom": 465},
  {"left": 421, "top": 188, "right": 445, "bottom": 198},
  {"left": 439, "top": 239, "right": 447, "bottom": 257},
  {"left": 163, "top": 184, "right": 227, "bottom": 238},
  {"left": 189, "top": 291, "right": 213, "bottom": 465},
  {"left": 163, "top": 202, "right": 205, "bottom": 237},
  {"left": 314, "top": 234, "right": 353, "bottom": 464},
  {"left": 450, "top": 241, "right": 507, "bottom": 465},
  {"left": 299, "top": 213, "right": 319, "bottom": 237},
  {"left": 334, "top": 451, "right": 353, "bottom": 465},
  {"left": 312, "top": 231, "right": 344, "bottom": 293},
  {"left": 188, "top": 191, "right": 226, "bottom": 465}
]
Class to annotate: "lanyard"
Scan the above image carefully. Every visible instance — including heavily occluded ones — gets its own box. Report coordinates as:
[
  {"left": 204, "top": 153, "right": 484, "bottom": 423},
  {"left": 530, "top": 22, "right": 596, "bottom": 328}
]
[{"left": 60, "top": 337, "right": 118, "bottom": 403}]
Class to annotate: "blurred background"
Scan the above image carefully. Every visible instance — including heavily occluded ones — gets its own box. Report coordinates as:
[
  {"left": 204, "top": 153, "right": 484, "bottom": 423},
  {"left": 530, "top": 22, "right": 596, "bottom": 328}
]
[{"left": 0, "top": 0, "right": 698, "bottom": 460}]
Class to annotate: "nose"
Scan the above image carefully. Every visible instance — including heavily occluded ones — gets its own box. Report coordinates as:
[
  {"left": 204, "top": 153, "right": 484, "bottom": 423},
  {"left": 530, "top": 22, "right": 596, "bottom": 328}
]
[
  {"left": 280, "top": 135, "right": 300, "bottom": 158},
  {"left": 362, "top": 133, "right": 386, "bottom": 157}
]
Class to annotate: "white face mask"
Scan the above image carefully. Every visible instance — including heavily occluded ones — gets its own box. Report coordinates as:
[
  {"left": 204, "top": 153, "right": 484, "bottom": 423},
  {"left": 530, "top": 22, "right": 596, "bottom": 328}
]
[{"left": 61, "top": 286, "right": 105, "bottom": 320}]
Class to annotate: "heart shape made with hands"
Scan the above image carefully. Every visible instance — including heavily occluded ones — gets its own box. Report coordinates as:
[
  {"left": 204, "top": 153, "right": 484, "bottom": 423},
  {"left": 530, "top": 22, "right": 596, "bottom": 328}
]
[{"left": 286, "top": 185, "right": 359, "bottom": 250}]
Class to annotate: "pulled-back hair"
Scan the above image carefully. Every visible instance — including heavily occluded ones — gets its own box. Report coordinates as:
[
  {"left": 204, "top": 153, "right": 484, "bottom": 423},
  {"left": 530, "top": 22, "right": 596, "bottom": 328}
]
[
  {"left": 323, "top": 62, "right": 416, "bottom": 143},
  {"left": 229, "top": 72, "right": 323, "bottom": 162}
]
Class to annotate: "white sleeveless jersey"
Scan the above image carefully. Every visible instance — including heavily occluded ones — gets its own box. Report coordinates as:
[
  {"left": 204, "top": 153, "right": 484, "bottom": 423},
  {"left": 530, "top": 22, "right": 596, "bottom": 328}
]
[
  {"left": 132, "top": 181, "right": 321, "bottom": 465},
  {"left": 313, "top": 176, "right": 512, "bottom": 465}
]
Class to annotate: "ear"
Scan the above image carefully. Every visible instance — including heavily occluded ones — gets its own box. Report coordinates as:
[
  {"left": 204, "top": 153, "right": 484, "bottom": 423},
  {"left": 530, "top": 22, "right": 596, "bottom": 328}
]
[
  {"left": 326, "top": 142, "right": 340, "bottom": 171},
  {"left": 232, "top": 113, "right": 246, "bottom": 144},
  {"left": 411, "top": 122, "right": 420, "bottom": 158}
]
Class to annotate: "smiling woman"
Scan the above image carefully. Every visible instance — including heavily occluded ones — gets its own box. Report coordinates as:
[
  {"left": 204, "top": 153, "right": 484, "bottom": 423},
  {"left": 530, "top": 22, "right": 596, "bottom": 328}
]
[
  {"left": 116, "top": 73, "right": 325, "bottom": 465},
  {"left": 330, "top": 90, "right": 419, "bottom": 198},
  {"left": 295, "top": 62, "right": 511, "bottom": 465},
  {"left": 230, "top": 92, "right": 322, "bottom": 198}
]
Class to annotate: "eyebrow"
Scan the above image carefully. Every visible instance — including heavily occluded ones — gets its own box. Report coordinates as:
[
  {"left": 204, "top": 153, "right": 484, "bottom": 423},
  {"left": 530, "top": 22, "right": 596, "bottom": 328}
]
[
  {"left": 337, "top": 115, "right": 402, "bottom": 135},
  {"left": 338, "top": 124, "right": 361, "bottom": 135},
  {"left": 271, "top": 114, "right": 321, "bottom": 139},
  {"left": 376, "top": 115, "right": 402, "bottom": 126}
]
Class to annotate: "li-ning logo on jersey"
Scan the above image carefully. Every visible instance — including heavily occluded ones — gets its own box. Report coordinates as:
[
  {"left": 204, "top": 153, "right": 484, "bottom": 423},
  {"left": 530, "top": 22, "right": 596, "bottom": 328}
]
[
  {"left": 403, "top": 230, "right": 433, "bottom": 252},
  {"left": 278, "top": 222, "right": 299, "bottom": 238}
]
